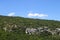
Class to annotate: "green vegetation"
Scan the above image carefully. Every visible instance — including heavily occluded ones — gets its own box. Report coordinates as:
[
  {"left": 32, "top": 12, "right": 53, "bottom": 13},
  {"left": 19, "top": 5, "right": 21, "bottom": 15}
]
[{"left": 0, "top": 15, "right": 60, "bottom": 40}]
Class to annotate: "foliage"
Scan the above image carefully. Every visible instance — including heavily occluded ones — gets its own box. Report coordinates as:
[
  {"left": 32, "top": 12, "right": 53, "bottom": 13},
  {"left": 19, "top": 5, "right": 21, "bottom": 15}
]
[{"left": 0, "top": 15, "right": 60, "bottom": 40}]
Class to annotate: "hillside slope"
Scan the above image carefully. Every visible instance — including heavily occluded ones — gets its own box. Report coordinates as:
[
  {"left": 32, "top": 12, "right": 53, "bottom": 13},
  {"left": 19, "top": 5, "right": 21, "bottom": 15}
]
[
  {"left": 0, "top": 15, "right": 60, "bottom": 28},
  {"left": 0, "top": 15, "right": 60, "bottom": 40}
]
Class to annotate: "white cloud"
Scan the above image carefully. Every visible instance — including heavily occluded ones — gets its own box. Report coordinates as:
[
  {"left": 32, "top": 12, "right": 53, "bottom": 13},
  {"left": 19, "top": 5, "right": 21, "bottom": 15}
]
[
  {"left": 28, "top": 12, "right": 48, "bottom": 18},
  {"left": 8, "top": 12, "right": 15, "bottom": 16}
]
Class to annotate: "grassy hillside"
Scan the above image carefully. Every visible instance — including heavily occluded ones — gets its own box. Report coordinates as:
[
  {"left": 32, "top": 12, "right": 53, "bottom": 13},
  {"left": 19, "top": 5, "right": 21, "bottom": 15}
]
[
  {"left": 0, "top": 15, "right": 60, "bottom": 28},
  {"left": 0, "top": 15, "right": 60, "bottom": 40}
]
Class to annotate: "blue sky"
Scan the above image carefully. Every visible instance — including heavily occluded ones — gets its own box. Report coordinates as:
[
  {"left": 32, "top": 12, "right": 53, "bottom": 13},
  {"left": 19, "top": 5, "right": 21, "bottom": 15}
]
[{"left": 0, "top": 0, "right": 60, "bottom": 21}]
